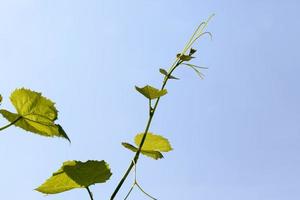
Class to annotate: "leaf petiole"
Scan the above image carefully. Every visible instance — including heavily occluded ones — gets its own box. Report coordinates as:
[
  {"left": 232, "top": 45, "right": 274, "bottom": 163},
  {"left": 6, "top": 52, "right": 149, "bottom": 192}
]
[
  {"left": 86, "top": 187, "right": 94, "bottom": 200},
  {"left": 0, "top": 116, "right": 22, "bottom": 131}
]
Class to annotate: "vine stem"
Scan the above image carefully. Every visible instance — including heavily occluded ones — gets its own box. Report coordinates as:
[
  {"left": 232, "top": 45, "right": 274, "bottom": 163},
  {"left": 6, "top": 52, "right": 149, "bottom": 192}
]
[
  {"left": 0, "top": 116, "right": 22, "bottom": 131},
  {"left": 110, "top": 61, "right": 181, "bottom": 200},
  {"left": 110, "top": 15, "right": 214, "bottom": 200},
  {"left": 86, "top": 187, "right": 94, "bottom": 200}
]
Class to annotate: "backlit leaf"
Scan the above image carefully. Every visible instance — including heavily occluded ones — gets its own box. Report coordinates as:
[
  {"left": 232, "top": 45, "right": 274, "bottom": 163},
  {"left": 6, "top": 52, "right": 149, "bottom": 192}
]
[
  {"left": 122, "top": 142, "right": 163, "bottom": 160},
  {"left": 0, "top": 88, "right": 70, "bottom": 141},
  {"left": 135, "top": 133, "right": 172, "bottom": 152},
  {"left": 36, "top": 160, "right": 112, "bottom": 194},
  {"left": 135, "top": 85, "right": 167, "bottom": 100},
  {"left": 122, "top": 132, "right": 172, "bottom": 160},
  {"left": 159, "top": 68, "right": 179, "bottom": 80}
]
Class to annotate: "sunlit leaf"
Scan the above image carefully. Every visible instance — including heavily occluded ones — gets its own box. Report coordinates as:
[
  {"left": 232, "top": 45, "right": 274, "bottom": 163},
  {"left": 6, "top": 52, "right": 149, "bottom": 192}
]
[
  {"left": 36, "top": 160, "right": 112, "bottom": 194},
  {"left": 159, "top": 68, "right": 179, "bottom": 80},
  {"left": 135, "top": 133, "right": 172, "bottom": 152},
  {"left": 122, "top": 142, "right": 163, "bottom": 160},
  {"left": 0, "top": 94, "right": 2, "bottom": 104},
  {"left": 135, "top": 85, "right": 167, "bottom": 100},
  {"left": 0, "top": 88, "right": 70, "bottom": 141},
  {"left": 122, "top": 132, "right": 172, "bottom": 160},
  {"left": 159, "top": 68, "right": 168, "bottom": 76},
  {"left": 176, "top": 53, "right": 194, "bottom": 61}
]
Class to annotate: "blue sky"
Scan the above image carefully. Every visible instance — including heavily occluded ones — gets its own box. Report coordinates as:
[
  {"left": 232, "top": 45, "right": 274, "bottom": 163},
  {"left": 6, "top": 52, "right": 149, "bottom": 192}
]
[{"left": 1, "top": 0, "right": 300, "bottom": 200}]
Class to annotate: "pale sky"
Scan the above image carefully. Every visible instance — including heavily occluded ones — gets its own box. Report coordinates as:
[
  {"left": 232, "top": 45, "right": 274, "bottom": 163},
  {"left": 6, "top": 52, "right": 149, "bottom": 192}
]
[{"left": 0, "top": 0, "right": 300, "bottom": 200}]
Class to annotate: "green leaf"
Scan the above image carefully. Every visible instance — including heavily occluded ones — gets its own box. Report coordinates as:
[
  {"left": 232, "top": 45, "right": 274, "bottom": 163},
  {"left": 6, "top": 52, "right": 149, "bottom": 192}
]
[
  {"left": 135, "top": 133, "right": 173, "bottom": 152},
  {"left": 176, "top": 53, "right": 194, "bottom": 61},
  {"left": 159, "top": 68, "right": 179, "bottom": 80},
  {"left": 122, "top": 142, "right": 163, "bottom": 160},
  {"left": 135, "top": 85, "right": 167, "bottom": 100},
  {"left": 36, "top": 160, "right": 112, "bottom": 194},
  {"left": 122, "top": 132, "right": 172, "bottom": 160},
  {"left": 0, "top": 88, "right": 70, "bottom": 141},
  {"left": 0, "top": 94, "right": 2, "bottom": 104}
]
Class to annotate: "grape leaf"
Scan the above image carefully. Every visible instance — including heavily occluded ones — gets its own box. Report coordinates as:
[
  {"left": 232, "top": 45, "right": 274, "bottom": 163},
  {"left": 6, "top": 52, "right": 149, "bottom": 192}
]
[
  {"left": 135, "top": 133, "right": 173, "bottom": 152},
  {"left": 122, "top": 142, "right": 163, "bottom": 160},
  {"left": 122, "top": 132, "right": 172, "bottom": 160},
  {"left": 135, "top": 85, "right": 167, "bottom": 100},
  {"left": 36, "top": 160, "right": 112, "bottom": 194},
  {"left": 0, "top": 88, "right": 70, "bottom": 141},
  {"left": 159, "top": 68, "right": 179, "bottom": 80}
]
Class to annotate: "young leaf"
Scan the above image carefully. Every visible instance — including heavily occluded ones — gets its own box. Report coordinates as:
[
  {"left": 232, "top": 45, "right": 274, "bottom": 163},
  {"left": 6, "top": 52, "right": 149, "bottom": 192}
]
[
  {"left": 135, "top": 85, "right": 167, "bottom": 100},
  {"left": 122, "top": 142, "right": 163, "bottom": 160},
  {"left": 176, "top": 53, "right": 194, "bottom": 61},
  {"left": 135, "top": 133, "right": 173, "bottom": 152},
  {"left": 36, "top": 160, "right": 112, "bottom": 194},
  {"left": 122, "top": 132, "right": 172, "bottom": 160},
  {"left": 0, "top": 88, "right": 70, "bottom": 141},
  {"left": 159, "top": 68, "right": 179, "bottom": 80},
  {"left": 189, "top": 48, "right": 197, "bottom": 56}
]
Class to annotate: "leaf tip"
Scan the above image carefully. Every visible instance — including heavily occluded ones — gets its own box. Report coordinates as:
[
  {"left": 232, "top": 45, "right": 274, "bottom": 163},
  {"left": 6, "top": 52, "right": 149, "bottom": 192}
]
[{"left": 57, "top": 124, "right": 71, "bottom": 143}]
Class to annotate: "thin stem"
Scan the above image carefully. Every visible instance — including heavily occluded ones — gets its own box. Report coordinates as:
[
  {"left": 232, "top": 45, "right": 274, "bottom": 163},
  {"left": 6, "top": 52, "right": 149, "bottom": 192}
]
[
  {"left": 186, "top": 14, "right": 215, "bottom": 53},
  {"left": 148, "top": 99, "right": 152, "bottom": 116},
  {"left": 132, "top": 159, "right": 137, "bottom": 182},
  {"left": 123, "top": 159, "right": 137, "bottom": 200},
  {"left": 136, "top": 183, "right": 157, "bottom": 200},
  {"left": 86, "top": 187, "right": 94, "bottom": 200},
  {"left": 182, "top": 22, "right": 205, "bottom": 54},
  {"left": 124, "top": 184, "right": 135, "bottom": 200},
  {"left": 0, "top": 116, "right": 22, "bottom": 131}
]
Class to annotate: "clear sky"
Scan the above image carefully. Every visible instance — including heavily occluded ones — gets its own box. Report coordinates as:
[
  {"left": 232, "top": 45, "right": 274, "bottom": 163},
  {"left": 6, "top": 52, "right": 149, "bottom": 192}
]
[{"left": 0, "top": 0, "right": 300, "bottom": 200}]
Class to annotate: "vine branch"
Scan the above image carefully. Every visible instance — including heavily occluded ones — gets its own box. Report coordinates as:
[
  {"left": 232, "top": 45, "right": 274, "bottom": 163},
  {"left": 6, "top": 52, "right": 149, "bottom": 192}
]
[{"left": 110, "top": 14, "right": 214, "bottom": 200}]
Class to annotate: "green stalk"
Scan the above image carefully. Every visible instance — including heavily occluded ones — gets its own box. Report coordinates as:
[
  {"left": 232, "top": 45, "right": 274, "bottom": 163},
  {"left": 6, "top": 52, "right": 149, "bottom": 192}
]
[
  {"left": 86, "top": 187, "right": 94, "bottom": 200},
  {"left": 0, "top": 116, "right": 22, "bottom": 131}
]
